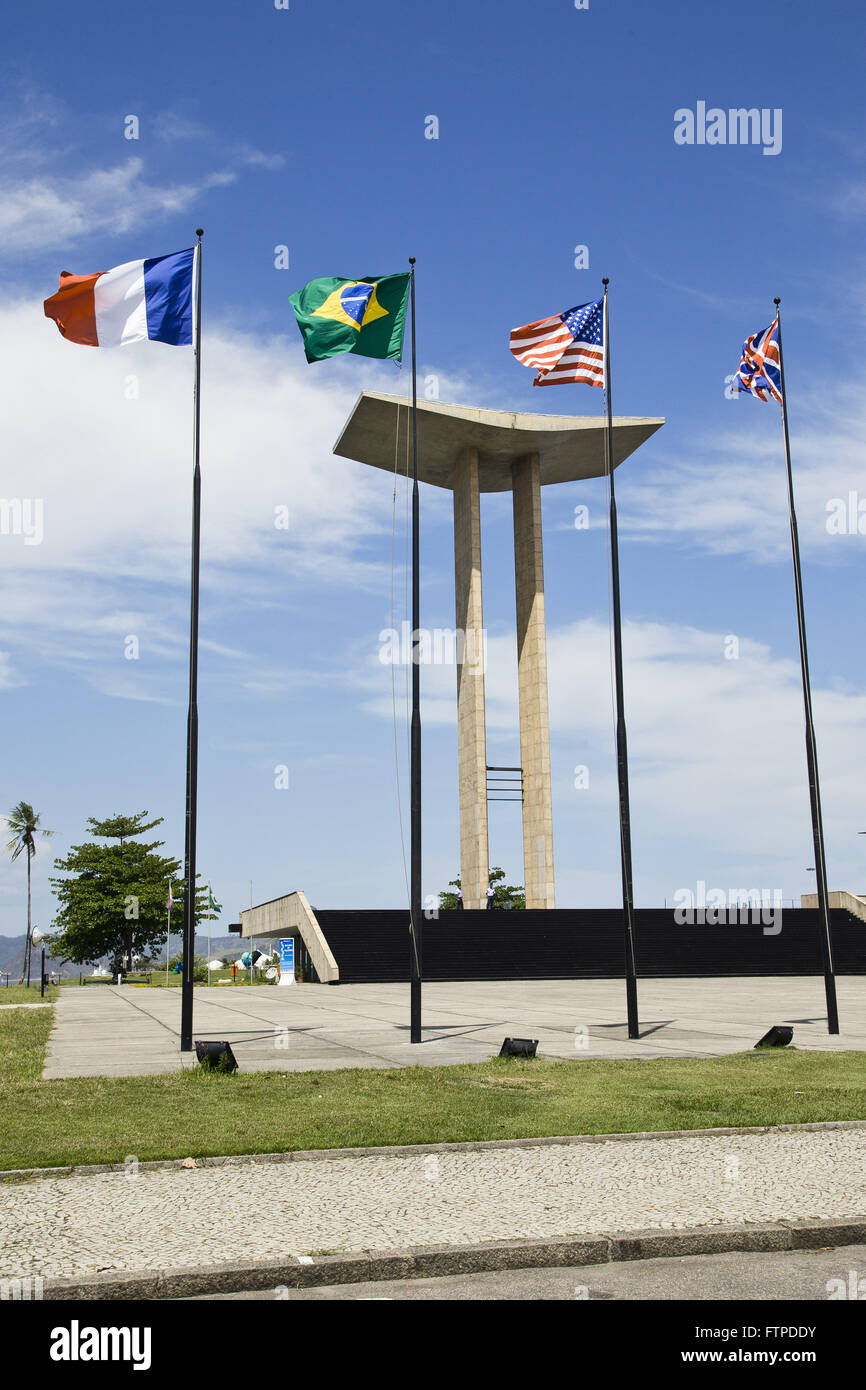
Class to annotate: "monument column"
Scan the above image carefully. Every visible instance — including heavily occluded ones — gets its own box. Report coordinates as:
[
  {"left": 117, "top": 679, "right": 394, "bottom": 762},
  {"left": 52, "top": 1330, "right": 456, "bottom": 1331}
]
[
  {"left": 512, "top": 452, "right": 556, "bottom": 909},
  {"left": 453, "top": 445, "right": 489, "bottom": 910}
]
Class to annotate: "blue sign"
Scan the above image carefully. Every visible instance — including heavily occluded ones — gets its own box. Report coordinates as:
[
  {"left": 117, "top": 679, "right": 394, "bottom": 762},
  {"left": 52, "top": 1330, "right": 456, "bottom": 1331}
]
[{"left": 277, "top": 937, "right": 295, "bottom": 986}]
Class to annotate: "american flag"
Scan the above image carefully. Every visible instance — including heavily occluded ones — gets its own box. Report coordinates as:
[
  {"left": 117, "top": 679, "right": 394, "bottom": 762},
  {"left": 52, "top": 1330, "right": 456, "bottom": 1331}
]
[
  {"left": 735, "top": 317, "right": 782, "bottom": 403},
  {"left": 509, "top": 298, "right": 605, "bottom": 387}
]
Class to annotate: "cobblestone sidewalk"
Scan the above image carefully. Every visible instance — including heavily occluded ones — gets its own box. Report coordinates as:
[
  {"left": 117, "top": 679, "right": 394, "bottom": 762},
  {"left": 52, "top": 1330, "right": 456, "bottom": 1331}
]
[{"left": 2, "top": 1128, "right": 865, "bottom": 1281}]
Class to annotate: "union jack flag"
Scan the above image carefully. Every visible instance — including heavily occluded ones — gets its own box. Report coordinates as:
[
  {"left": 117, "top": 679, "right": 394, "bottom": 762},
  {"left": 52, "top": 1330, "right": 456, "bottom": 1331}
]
[
  {"left": 734, "top": 316, "right": 782, "bottom": 403},
  {"left": 509, "top": 298, "right": 605, "bottom": 387}
]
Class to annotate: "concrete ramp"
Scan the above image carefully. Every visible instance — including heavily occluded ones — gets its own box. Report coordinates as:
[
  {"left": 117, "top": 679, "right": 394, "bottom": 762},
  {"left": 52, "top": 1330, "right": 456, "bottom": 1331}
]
[
  {"left": 240, "top": 891, "right": 339, "bottom": 983},
  {"left": 801, "top": 891, "right": 866, "bottom": 924}
]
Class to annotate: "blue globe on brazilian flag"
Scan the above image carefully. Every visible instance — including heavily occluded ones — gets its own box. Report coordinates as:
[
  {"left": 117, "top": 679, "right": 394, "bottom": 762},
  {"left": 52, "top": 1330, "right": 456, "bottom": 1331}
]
[{"left": 289, "top": 273, "right": 411, "bottom": 364}]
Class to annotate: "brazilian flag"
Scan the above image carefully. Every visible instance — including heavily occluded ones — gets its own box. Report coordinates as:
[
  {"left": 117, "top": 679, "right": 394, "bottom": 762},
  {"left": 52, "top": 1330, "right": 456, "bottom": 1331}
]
[{"left": 289, "top": 273, "right": 410, "bottom": 364}]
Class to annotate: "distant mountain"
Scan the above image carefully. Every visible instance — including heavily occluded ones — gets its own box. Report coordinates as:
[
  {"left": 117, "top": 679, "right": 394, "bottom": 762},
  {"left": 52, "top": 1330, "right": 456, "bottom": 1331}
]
[
  {"left": 193, "top": 934, "right": 248, "bottom": 959},
  {"left": 0, "top": 935, "right": 79, "bottom": 980},
  {"left": 0, "top": 931, "right": 252, "bottom": 982},
  {"left": 0, "top": 935, "right": 25, "bottom": 978}
]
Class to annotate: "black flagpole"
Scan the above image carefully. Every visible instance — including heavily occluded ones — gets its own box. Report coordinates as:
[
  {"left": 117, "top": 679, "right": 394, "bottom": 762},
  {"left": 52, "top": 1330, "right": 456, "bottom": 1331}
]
[
  {"left": 408, "top": 257, "right": 423, "bottom": 1043},
  {"left": 774, "top": 298, "right": 839, "bottom": 1035},
  {"left": 180, "top": 228, "right": 204, "bottom": 1053},
  {"left": 408, "top": 258, "right": 423, "bottom": 1043},
  {"left": 602, "top": 279, "right": 640, "bottom": 1040}
]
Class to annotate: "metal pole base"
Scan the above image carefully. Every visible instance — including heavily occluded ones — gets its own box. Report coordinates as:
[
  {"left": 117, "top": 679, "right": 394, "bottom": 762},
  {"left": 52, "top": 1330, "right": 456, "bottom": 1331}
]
[
  {"left": 826, "top": 977, "right": 840, "bottom": 1036},
  {"left": 410, "top": 980, "right": 422, "bottom": 1043},
  {"left": 626, "top": 977, "right": 640, "bottom": 1040}
]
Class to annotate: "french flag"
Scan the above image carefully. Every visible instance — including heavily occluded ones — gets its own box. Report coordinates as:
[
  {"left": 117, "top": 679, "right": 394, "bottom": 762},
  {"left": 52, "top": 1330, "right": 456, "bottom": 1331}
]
[{"left": 44, "top": 248, "right": 195, "bottom": 347}]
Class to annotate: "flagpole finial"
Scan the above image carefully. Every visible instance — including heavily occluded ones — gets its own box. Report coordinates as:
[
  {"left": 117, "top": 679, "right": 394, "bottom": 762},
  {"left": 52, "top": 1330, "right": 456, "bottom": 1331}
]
[
  {"left": 409, "top": 257, "right": 416, "bottom": 265},
  {"left": 196, "top": 228, "right": 204, "bottom": 238},
  {"left": 774, "top": 296, "right": 780, "bottom": 306},
  {"left": 602, "top": 277, "right": 609, "bottom": 287}
]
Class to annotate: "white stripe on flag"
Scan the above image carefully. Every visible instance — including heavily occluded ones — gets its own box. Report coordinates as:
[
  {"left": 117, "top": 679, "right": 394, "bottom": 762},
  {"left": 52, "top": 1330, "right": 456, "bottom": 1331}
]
[
  {"left": 512, "top": 340, "right": 572, "bottom": 368},
  {"left": 513, "top": 335, "right": 570, "bottom": 355},
  {"left": 542, "top": 360, "right": 603, "bottom": 377},
  {"left": 510, "top": 329, "right": 569, "bottom": 350},
  {"left": 93, "top": 259, "right": 148, "bottom": 347},
  {"left": 191, "top": 242, "right": 199, "bottom": 351}
]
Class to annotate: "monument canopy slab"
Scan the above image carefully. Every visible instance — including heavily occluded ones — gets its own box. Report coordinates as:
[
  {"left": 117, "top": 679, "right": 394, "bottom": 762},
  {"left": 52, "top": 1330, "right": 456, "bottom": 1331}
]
[{"left": 334, "top": 390, "right": 664, "bottom": 492}]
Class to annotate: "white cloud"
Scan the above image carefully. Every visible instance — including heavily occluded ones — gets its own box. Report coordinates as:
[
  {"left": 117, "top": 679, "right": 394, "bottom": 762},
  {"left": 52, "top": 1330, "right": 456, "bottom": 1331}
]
[
  {"left": 544, "top": 618, "right": 866, "bottom": 896},
  {"left": 0, "top": 85, "right": 284, "bottom": 257},
  {"left": 357, "top": 616, "right": 866, "bottom": 891},
  {"left": 0, "top": 84, "right": 64, "bottom": 168},
  {"left": 0, "top": 651, "right": 23, "bottom": 690},
  {"left": 151, "top": 112, "right": 212, "bottom": 144},
  {"left": 0, "top": 157, "right": 244, "bottom": 256},
  {"left": 150, "top": 110, "right": 285, "bottom": 173},
  {"left": 232, "top": 145, "right": 285, "bottom": 172},
  {"left": 617, "top": 385, "right": 866, "bottom": 564},
  {"left": 0, "top": 298, "right": 413, "bottom": 690}
]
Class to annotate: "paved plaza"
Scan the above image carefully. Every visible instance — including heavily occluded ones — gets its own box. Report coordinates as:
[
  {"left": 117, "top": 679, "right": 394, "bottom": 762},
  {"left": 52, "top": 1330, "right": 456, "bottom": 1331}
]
[{"left": 42, "top": 976, "right": 866, "bottom": 1079}]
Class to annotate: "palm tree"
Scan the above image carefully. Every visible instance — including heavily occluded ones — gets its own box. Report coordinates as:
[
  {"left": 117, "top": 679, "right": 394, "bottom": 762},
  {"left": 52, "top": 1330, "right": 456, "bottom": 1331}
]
[{"left": 6, "top": 802, "right": 53, "bottom": 985}]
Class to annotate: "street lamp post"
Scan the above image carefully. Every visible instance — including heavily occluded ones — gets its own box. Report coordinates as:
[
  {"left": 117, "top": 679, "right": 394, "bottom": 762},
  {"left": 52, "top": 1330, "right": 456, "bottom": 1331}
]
[{"left": 31, "top": 929, "right": 46, "bottom": 998}]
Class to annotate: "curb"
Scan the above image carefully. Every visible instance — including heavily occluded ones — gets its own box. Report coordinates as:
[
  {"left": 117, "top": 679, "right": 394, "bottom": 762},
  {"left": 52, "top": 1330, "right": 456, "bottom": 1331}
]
[
  {"left": 39, "top": 1216, "right": 866, "bottom": 1300},
  {"left": 3, "top": 1118, "right": 866, "bottom": 1184}
]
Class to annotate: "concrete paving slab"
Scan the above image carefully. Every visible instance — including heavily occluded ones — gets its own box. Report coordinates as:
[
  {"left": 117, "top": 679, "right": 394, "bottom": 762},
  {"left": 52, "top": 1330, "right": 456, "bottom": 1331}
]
[{"left": 40, "top": 977, "right": 866, "bottom": 1079}]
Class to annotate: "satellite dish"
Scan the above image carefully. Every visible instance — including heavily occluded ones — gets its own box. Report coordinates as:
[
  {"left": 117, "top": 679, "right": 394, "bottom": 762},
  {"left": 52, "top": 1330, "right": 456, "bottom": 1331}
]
[
  {"left": 31, "top": 928, "right": 45, "bottom": 945},
  {"left": 265, "top": 967, "right": 277, "bottom": 980},
  {"left": 208, "top": 959, "right": 224, "bottom": 970}
]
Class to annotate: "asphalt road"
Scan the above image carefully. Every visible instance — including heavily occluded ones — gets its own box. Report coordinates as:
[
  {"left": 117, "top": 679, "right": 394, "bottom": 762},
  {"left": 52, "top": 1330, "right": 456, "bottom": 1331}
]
[{"left": 189, "top": 1243, "right": 866, "bottom": 1300}]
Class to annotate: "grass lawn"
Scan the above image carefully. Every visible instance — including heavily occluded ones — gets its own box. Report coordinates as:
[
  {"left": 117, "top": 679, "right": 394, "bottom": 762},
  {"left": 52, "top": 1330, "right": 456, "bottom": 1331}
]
[
  {"left": 1, "top": 1007, "right": 864, "bottom": 1172},
  {"left": 0, "top": 985, "right": 60, "bottom": 1005},
  {"left": 126, "top": 970, "right": 279, "bottom": 988},
  {"left": 64, "top": 970, "right": 281, "bottom": 988}
]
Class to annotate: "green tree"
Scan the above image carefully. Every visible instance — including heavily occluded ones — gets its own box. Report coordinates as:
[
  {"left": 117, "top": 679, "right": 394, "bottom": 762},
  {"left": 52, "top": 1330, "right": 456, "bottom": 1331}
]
[
  {"left": 49, "top": 812, "right": 218, "bottom": 975},
  {"left": 167, "top": 952, "right": 210, "bottom": 983},
  {"left": 438, "top": 866, "right": 525, "bottom": 911},
  {"left": 6, "top": 802, "right": 54, "bottom": 985}
]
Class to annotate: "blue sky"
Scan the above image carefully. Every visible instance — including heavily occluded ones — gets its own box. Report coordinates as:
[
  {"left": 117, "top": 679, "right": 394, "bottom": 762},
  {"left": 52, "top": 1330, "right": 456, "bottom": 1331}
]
[{"left": 1, "top": 0, "right": 865, "bottom": 939}]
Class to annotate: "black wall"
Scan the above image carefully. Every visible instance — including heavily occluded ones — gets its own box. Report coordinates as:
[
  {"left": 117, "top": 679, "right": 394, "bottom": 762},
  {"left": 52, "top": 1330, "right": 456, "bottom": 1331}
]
[{"left": 312, "top": 907, "right": 865, "bottom": 984}]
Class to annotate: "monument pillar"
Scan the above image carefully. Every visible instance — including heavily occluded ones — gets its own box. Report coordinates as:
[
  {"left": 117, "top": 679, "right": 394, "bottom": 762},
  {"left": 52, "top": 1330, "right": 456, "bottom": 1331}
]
[
  {"left": 512, "top": 452, "right": 556, "bottom": 909},
  {"left": 335, "top": 390, "right": 664, "bottom": 914},
  {"left": 453, "top": 445, "right": 489, "bottom": 910}
]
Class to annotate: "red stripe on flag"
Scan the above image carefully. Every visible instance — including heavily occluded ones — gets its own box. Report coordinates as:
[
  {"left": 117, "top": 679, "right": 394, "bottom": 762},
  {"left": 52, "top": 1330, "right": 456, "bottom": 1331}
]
[
  {"left": 43, "top": 271, "right": 104, "bottom": 346},
  {"left": 535, "top": 371, "right": 603, "bottom": 387},
  {"left": 535, "top": 341, "right": 604, "bottom": 386},
  {"left": 510, "top": 321, "right": 572, "bottom": 370},
  {"left": 509, "top": 314, "right": 562, "bottom": 340}
]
